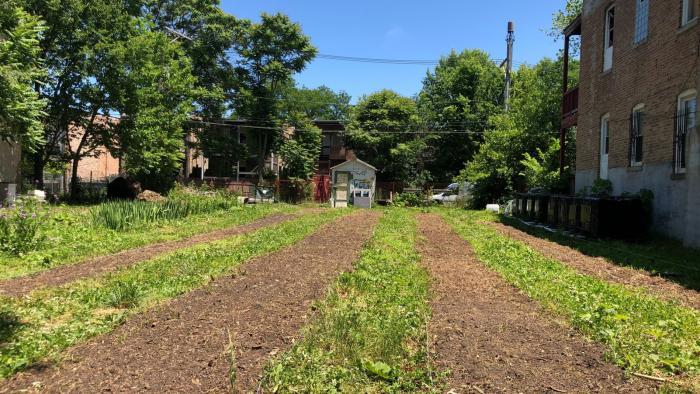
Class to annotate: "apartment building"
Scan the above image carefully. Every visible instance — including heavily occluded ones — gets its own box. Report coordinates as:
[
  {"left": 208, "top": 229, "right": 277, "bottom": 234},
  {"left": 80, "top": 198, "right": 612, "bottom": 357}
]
[{"left": 562, "top": 0, "right": 700, "bottom": 247}]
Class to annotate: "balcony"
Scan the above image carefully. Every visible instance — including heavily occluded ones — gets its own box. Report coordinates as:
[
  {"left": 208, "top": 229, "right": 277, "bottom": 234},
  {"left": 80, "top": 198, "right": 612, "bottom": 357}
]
[{"left": 562, "top": 86, "right": 579, "bottom": 129}]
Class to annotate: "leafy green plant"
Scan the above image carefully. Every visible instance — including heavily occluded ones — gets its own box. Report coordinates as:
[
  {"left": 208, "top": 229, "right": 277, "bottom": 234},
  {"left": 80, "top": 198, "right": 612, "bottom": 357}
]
[
  {"left": 393, "top": 191, "right": 428, "bottom": 207},
  {"left": 590, "top": 178, "right": 613, "bottom": 196},
  {"left": 262, "top": 209, "right": 435, "bottom": 392},
  {"left": 0, "top": 200, "right": 46, "bottom": 256}
]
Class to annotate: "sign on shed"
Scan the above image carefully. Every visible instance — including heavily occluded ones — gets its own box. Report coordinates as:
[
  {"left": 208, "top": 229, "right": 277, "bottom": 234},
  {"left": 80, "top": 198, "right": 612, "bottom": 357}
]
[{"left": 330, "top": 159, "right": 376, "bottom": 208}]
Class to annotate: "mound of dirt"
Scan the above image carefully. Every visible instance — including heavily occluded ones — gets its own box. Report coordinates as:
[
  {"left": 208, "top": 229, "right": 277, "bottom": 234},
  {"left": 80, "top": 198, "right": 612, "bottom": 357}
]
[{"left": 136, "top": 190, "right": 166, "bottom": 202}]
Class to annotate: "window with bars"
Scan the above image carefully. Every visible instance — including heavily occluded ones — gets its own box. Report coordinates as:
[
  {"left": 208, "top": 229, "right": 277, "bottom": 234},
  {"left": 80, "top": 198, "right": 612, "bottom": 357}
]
[
  {"left": 675, "top": 91, "right": 697, "bottom": 174},
  {"left": 629, "top": 105, "right": 644, "bottom": 166},
  {"left": 635, "top": 0, "right": 649, "bottom": 43}
]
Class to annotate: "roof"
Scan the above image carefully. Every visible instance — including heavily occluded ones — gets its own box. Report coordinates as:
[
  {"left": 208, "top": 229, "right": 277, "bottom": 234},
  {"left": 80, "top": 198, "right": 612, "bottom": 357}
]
[
  {"left": 330, "top": 158, "right": 377, "bottom": 171},
  {"left": 563, "top": 14, "right": 582, "bottom": 37}
]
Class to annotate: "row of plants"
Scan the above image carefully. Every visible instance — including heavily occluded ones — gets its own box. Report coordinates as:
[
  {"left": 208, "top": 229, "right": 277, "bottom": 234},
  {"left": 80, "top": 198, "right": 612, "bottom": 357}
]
[
  {"left": 0, "top": 203, "right": 293, "bottom": 281},
  {"left": 0, "top": 208, "right": 348, "bottom": 379},
  {"left": 90, "top": 187, "right": 242, "bottom": 230},
  {"left": 261, "top": 208, "right": 436, "bottom": 392},
  {"left": 441, "top": 209, "right": 700, "bottom": 390}
]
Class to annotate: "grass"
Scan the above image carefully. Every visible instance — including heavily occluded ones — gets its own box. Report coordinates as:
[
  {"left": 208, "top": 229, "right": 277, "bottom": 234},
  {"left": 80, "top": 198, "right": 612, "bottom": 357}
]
[
  {"left": 0, "top": 207, "right": 348, "bottom": 379},
  {"left": 261, "top": 208, "right": 436, "bottom": 393},
  {"left": 500, "top": 215, "right": 700, "bottom": 291},
  {"left": 0, "top": 203, "right": 294, "bottom": 280},
  {"left": 441, "top": 209, "right": 700, "bottom": 389}
]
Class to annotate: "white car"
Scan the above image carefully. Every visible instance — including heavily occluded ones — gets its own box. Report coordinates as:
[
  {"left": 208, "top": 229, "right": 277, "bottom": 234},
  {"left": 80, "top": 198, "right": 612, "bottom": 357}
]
[{"left": 431, "top": 183, "right": 460, "bottom": 203}]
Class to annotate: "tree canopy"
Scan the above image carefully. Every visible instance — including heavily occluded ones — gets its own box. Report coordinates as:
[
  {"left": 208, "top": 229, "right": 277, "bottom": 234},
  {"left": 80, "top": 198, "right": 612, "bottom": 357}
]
[{"left": 0, "top": 0, "right": 45, "bottom": 151}]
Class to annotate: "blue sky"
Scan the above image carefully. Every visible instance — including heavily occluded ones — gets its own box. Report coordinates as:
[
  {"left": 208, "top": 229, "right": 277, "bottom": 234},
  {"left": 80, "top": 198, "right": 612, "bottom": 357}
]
[{"left": 220, "top": 1, "right": 566, "bottom": 102}]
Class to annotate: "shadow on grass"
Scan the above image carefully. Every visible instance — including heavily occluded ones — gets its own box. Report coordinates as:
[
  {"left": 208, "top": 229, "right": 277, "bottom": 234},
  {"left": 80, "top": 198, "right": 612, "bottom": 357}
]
[
  {"left": 499, "top": 216, "right": 700, "bottom": 292},
  {"left": 0, "top": 310, "right": 25, "bottom": 344}
]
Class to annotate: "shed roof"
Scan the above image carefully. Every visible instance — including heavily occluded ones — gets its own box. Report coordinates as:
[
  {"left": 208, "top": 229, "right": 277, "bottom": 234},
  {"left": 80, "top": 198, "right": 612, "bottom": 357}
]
[{"left": 330, "top": 158, "right": 377, "bottom": 171}]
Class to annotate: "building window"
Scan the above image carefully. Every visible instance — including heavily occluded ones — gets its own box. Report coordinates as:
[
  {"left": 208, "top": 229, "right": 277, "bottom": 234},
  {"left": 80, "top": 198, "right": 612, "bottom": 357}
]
[
  {"left": 682, "top": 0, "right": 696, "bottom": 26},
  {"left": 600, "top": 114, "right": 610, "bottom": 179},
  {"left": 634, "top": 0, "right": 649, "bottom": 43},
  {"left": 603, "top": 6, "right": 615, "bottom": 71},
  {"left": 675, "top": 90, "right": 697, "bottom": 174},
  {"left": 630, "top": 104, "right": 645, "bottom": 166}
]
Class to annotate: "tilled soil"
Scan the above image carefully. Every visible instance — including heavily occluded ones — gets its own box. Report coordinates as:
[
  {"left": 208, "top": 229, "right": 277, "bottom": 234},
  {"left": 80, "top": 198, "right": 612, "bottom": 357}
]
[
  {"left": 417, "top": 214, "right": 656, "bottom": 393},
  {"left": 1, "top": 210, "right": 380, "bottom": 393},
  {"left": 488, "top": 222, "right": 700, "bottom": 310},
  {"left": 0, "top": 212, "right": 295, "bottom": 297}
]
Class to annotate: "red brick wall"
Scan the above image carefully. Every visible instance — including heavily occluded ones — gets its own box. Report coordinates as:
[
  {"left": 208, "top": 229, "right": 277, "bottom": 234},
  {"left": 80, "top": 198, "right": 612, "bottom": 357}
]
[{"left": 577, "top": 0, "right": 700, "bottom": 173}]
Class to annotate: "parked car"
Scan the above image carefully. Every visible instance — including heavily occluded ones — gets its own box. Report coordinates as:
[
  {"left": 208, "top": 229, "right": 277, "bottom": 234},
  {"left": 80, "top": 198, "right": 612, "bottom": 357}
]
[{"left": 431, "top": 183, "right": 460, "bottom": 203}]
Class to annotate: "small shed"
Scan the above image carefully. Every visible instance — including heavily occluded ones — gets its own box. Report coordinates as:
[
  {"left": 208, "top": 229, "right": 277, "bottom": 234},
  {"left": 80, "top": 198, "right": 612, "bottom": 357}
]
[{"left": 330, "top": 158, "right": 376, "bottom": 208}]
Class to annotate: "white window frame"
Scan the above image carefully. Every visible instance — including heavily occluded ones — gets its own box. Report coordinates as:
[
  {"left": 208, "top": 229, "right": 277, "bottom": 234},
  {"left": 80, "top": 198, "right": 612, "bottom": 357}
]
[
  {"left": 600, "top": 113, "right": 611, "bottom": 180},
  {"left": 675, "top": 90, "right": 697, "bottom": 174},
  {"left": 603, "top": 5, "right": 615, "bottom": 71},
  {"left": 630, "top": 104, "right": 645, "bottom": 167},
  {"left": 682, "top": 0, "right": 696, "bottom": 26},
  {"left": 634, "top": 0, "right": 649, "bottom": 44}
]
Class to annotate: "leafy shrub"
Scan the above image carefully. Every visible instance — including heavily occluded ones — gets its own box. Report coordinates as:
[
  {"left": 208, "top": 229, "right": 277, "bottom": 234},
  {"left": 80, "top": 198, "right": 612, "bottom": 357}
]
[
  {"left": 590, "top": 178, "right": 613, "bottom": 196},
  {"left": 392, "top": 192, "right": 425, "bottom": 207},
  {"left": 0, "top": 200, "right": 46, "bottom": 256}
]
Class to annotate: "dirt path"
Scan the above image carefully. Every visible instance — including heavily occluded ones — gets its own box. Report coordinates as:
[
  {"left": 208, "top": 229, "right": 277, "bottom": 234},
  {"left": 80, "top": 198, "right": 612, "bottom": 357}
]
[
  {"left": 488, "top": 222, "right": 700, "bottom": 310},
  {"left": 0, "top": 212, "right": 296, "bottom": 297},
  {"left": 417, "top": 214, "right": 655, "bottom": 393},
  {"left": 1, "top": 210, "right": 380, "bottom": 393}
]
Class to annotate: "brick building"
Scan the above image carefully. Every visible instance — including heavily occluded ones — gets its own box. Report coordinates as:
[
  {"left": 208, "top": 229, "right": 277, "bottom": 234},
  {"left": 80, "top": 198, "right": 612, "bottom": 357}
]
[{"left": 563, "top": 0, "right": 700, "bottom": 247}]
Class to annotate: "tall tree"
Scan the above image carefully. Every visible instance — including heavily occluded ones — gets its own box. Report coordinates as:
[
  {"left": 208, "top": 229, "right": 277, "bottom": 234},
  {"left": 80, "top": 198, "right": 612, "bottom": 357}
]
[
  {"left": 103, "top": 25, "right": 197, "bottom": 192},
  {"left": 229, "top": 13, "right": 316, "bottom": 181},
  {"left": 0, "top": 1, "right": 45, "bottom": 151},
  {"left": 345, "top": 89, "right": 421, "bottom": 182},
  {"left": 280, "top": 85, "right": 352, "bottom": 121},
  {"left": 141, "top": 0, "right": 239, "bottom": 118},
  {"left": 23, "top": 0, "right": 135, "bottom": 190},
  {"left": 417, "top": 50, "right": 504, "bottom": 182},
  {"left": 457, "top": 57, "right": 578, "bottom": 206}
]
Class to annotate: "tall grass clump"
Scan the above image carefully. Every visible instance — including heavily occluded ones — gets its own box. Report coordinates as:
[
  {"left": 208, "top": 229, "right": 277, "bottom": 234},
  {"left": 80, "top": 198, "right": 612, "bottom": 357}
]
[
  {"left": 262, "top": 209, "right": 435, "bottom": 392},
  {"left": 90, "top": 189, "right": 240, "bottom": 230}
]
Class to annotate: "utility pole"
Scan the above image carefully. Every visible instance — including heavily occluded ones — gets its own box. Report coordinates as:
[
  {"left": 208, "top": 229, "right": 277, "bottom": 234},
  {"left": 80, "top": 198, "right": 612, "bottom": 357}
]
[{"left": 504, "top": 21, "right": 515, "bottom": 112}]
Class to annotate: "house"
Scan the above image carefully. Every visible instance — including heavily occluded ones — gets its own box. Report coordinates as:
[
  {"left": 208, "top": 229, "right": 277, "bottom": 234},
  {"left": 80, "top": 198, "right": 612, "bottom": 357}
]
[
  {"left": 561, "top": 0, "right": 700, "bottom": 247},
  {"left": 315, "top": 120, "right": 355, "bottom": 175},
  {"left": 0, "top": 141, "right": 21, "bottom": 202}
]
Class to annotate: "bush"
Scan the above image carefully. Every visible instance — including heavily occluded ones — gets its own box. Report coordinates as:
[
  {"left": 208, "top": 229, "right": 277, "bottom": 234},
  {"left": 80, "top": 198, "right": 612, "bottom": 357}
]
[
  {"left": 0, "top": 200, "right": 46, "bottom": 256},
  {"left": 278, "top": 178, "right": 312, "bottom": 203},
  {"left": 393, "top": 192, "right": 428, "bottom": 207}
]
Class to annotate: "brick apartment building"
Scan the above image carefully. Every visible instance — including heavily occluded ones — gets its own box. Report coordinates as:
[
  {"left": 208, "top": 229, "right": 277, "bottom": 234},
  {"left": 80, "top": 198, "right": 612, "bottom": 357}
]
[{"left": 562, "top": 0, "right": 700, "bottom": 247}]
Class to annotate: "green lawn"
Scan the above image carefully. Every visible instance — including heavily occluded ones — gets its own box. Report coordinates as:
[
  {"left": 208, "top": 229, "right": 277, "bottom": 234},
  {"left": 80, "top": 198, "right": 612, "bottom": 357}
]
[
  {"left": 262, "top": 208, "right": 436, "bottom": 393},
  {"left": 442, "top": 209, "right": 700, "bottom": 390},
  {"left": 0, "top": 203, "right": 295, "bottom": 280},
  {"left": 0, "top": 208, "right": 347, "bottom": 379}
]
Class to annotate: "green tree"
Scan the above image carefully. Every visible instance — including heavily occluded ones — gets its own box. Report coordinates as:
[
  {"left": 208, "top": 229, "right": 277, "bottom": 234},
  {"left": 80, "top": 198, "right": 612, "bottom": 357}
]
[
  {"left": 103, "top": 25, "right": 197, "bottom": 192},
  {"left": 278, "top": 113, "right": 322, "bottom": 180},
  {"left": 346, "top": 90, "right": 421, "bottom": 182},
  {"left": 230, "top": 13, "right": 316, "bottom": 181},
  {"left": 458, "top": 57, "right": 578, "bottom": 206},
  {"left": 142, "top": 0, "right": 240, "bottom": 118},
  {"left": 417, "top": 49, "right": 504, "bottom": 182},
  {"left": 280, "top": 85, "right": 352, "bottom": 121},
  {"left": 0, "top": 1, "right": 45, "bottom": 151},
  {"left": 549, "top": 0, "right": 583, "bottom": 38},
  {"left": 23, "top": 0, "right": 135, "bottom": 191}
]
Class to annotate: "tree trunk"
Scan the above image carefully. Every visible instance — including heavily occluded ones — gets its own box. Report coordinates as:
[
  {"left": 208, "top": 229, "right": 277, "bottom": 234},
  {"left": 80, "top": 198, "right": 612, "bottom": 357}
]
[
  {"left": 70, "top": 155, "right": 80, "bottom": 199},
  {"left": 32, "top": 151, "right": 44, "bottom": 190}
]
